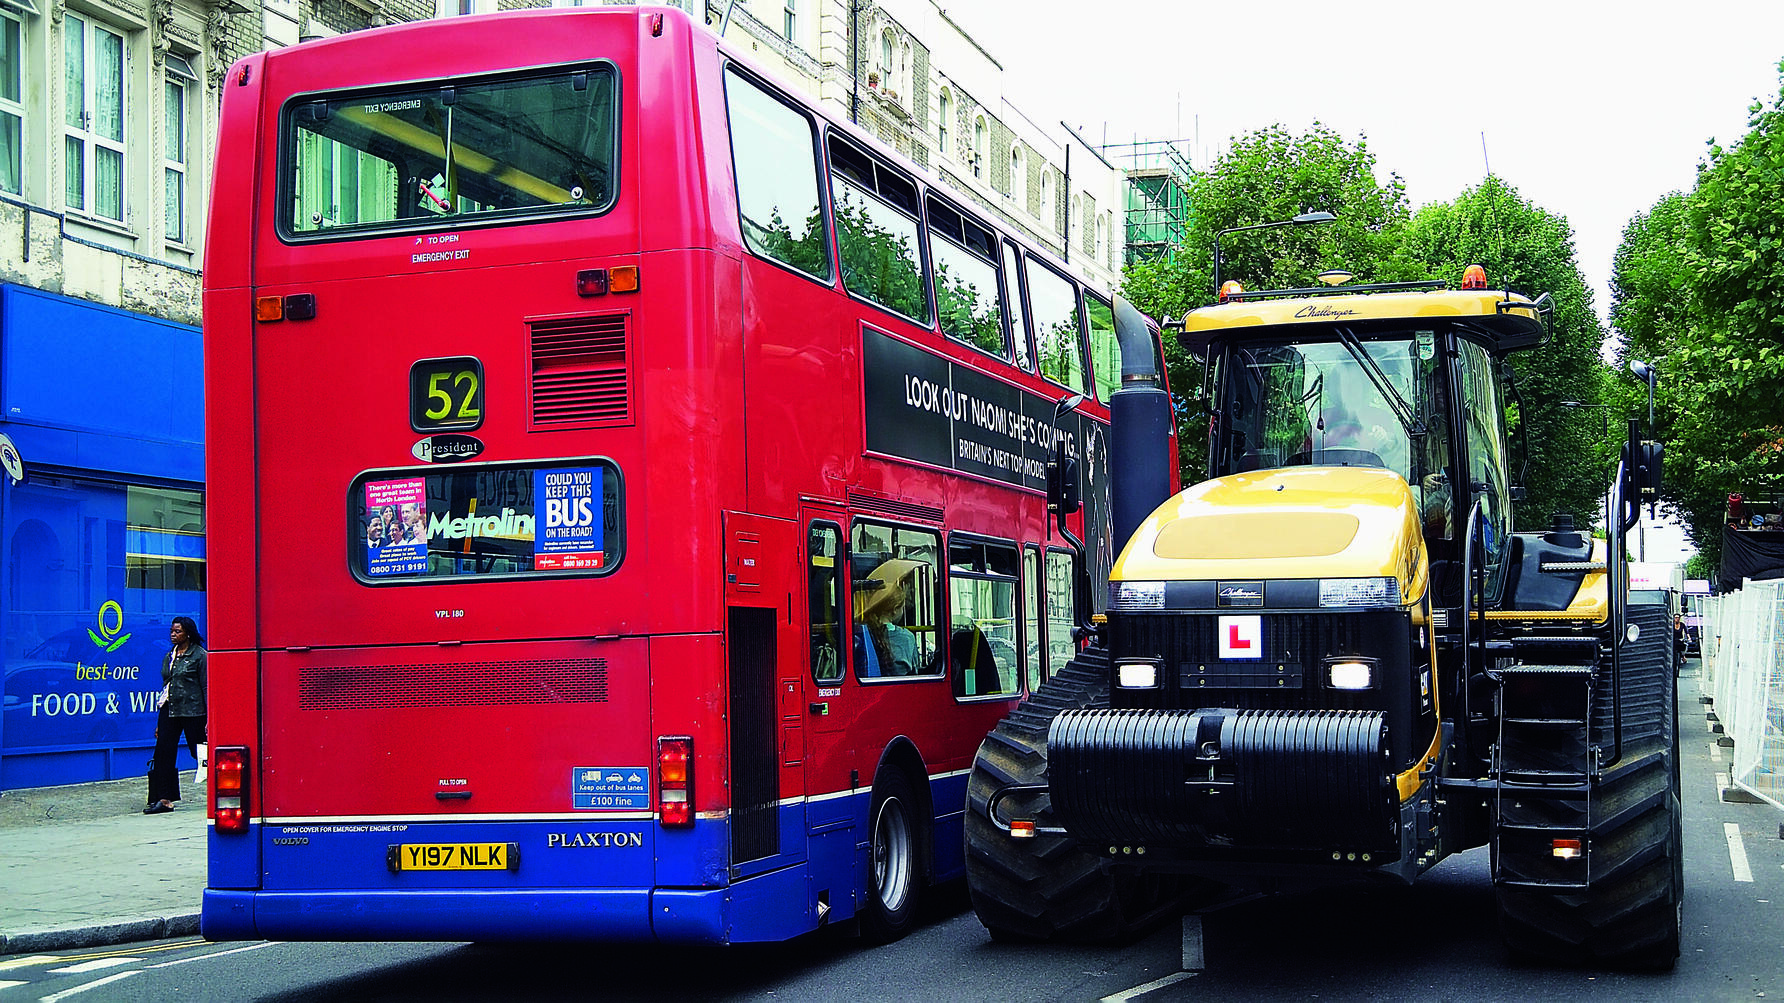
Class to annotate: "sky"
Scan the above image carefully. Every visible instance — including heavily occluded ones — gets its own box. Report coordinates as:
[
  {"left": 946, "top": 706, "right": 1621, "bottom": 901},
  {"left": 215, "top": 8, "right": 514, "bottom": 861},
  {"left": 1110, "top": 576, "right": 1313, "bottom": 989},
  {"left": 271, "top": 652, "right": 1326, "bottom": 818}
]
[
  {"left": 948, "top": 0, "right": 1784, "bottom": 333},
  {"left": 946, "top": 0, "right": 1784, "bottom": 563}
]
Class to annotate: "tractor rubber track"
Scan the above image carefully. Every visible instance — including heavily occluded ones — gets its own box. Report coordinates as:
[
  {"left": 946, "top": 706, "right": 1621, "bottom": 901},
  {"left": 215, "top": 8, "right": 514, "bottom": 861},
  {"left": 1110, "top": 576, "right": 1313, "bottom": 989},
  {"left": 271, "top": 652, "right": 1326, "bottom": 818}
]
[
  {"left": 964, "top": 645, "right": 1187, "bottom": 942},
  {"left": 1495, "top": 602, "right": 1683, "bottom": 969}
]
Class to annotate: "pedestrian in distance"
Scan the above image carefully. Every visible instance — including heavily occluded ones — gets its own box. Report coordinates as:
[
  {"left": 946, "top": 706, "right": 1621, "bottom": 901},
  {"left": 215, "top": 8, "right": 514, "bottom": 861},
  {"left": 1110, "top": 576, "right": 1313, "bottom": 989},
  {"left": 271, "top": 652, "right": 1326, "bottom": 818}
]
[{"left": 145, "top": 616, "right": 207, "bottom": 814}]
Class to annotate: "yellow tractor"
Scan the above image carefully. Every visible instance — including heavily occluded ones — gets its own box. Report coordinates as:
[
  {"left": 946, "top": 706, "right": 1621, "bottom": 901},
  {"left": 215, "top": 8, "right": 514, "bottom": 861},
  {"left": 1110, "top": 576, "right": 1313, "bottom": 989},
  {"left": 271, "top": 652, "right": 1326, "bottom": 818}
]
[{"left": 966, "top": 268, "right": 1679, "bottom": 967}]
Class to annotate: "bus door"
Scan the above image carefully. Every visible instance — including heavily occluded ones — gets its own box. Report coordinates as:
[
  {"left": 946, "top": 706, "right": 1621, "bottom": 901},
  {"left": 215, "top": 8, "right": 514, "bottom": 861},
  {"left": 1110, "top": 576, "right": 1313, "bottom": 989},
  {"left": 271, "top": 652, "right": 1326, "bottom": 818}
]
[{"left": 724, "top": 512, "right": 803, "bottom": 871}]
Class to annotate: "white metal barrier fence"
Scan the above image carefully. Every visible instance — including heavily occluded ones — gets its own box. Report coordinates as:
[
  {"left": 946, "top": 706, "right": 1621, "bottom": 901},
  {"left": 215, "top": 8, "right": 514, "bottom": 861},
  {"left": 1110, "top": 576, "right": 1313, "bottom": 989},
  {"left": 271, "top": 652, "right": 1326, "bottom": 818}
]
[{"left": 1701, "top": 581, "right": 1784, "bottom": 810}]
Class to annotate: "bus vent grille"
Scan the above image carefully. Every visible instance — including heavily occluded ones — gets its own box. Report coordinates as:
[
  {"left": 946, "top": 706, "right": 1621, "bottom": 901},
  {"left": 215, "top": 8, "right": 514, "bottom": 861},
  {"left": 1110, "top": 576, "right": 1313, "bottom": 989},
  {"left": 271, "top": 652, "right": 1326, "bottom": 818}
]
[
  {"left": 846, "top": 489, "right": 944, "bottom": 523},
  {"left": 298, "top": 658, "right": 609, "bottom": 710},
  {"left": 530, "top": 312, "right": 631, "bottom": 427}
]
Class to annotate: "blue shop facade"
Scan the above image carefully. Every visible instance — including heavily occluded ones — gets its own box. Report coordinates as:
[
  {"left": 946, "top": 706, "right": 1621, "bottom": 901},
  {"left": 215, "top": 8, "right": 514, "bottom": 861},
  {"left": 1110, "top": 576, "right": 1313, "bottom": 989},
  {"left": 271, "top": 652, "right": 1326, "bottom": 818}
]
[{"left": 0, "top": 284, "right": 204, "bottom": 790}]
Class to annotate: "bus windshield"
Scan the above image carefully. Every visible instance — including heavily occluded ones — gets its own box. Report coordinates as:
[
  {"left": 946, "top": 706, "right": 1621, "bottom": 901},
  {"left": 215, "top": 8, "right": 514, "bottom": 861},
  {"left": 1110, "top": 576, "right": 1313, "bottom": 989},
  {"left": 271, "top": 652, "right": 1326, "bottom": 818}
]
[
  {"left": 1215, "top": 332, "right": 1453, "bottom": 536},
  {"left": 282, "top": 64, "right": 617, "bottom": 237}
]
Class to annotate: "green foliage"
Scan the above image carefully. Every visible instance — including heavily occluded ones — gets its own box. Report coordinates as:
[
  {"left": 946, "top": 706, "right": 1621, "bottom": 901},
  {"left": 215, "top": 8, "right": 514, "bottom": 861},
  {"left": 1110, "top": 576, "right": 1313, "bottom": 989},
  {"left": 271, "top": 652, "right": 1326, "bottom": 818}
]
[
  {"left": 1400, "top": 178, "right": 1615, "bottom": 530},
  {"left": 1610, "top": 59, "right": 1784, "bottom": 572},
  {"left": 1121, "top": 123, "right": 1611, "bottom": 525},
  {"left": 1121, "top": 123, "right": 1417, "bottom": 483},
  {"left": 1683, "top": 552, "right": 1716, "bottom": 581},
  {"left": 835, "top": 192, "right": 926, "bottom": 321}
]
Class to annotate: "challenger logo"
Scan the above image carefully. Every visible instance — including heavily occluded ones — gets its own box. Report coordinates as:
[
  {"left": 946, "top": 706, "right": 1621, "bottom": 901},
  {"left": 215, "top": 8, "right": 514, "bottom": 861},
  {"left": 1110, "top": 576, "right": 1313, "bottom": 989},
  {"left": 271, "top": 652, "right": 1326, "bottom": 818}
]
[{"left": 1217, "top": 581, "right": 1264, "bottom": 608}]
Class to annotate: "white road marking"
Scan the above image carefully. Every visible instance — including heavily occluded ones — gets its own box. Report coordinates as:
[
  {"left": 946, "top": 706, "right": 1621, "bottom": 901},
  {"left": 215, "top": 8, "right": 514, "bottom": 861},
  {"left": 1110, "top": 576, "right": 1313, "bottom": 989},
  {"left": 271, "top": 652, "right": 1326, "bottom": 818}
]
[
  {"left": 1717, "top": 772, "right": 1731, "bottom": 801},
  {"left": 1711, "top": 743, "right": 1723, "bottom": 763},
  {"left": 39, "top": 971, "right": 138, "bottom": 1001},
  {"left": 0, "top": 980, "right": 25, "bottom": 990},
  {"left": 46, "top": 960, "right": 135, "bottom": 975},
  {"left": 1726, "top": 822, "right": 1755, "bottom": 882},
  {"left": 148, "top": 943, "right": 276, "bottom": 969},
  {"left": 1101, "top": 972, "right": 1197, "bottom": 1001}
]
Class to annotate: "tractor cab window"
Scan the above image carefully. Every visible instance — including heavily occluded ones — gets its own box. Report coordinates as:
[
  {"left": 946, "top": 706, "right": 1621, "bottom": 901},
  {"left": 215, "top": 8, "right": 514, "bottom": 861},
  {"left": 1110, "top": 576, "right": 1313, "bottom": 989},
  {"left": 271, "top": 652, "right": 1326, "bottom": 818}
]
[{"left": 1212, "top": 332, "right": 1451, "bottom": 533}]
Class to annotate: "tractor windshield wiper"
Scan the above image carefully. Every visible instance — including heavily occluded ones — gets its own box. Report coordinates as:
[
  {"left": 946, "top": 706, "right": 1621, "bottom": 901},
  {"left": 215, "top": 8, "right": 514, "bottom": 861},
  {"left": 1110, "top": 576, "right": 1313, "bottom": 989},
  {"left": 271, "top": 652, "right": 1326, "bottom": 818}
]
[{"left": 1335, "top": 327, "right": 1423, "bottom": 439}]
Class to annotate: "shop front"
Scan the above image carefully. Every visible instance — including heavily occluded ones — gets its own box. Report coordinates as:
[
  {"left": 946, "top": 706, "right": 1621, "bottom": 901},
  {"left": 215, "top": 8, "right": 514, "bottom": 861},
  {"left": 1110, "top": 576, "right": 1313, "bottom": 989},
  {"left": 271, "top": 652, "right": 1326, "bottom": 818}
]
[{"left": 0, "top": 285, "right": 204, "bottom": 790}]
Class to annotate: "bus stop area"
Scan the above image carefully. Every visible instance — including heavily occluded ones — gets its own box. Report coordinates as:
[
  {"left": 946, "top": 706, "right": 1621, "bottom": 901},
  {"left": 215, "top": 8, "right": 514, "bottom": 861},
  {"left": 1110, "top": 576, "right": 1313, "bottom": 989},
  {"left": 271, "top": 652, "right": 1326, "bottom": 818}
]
[{"left": 0, "top": 775, "right": 204, "bottom": 954}]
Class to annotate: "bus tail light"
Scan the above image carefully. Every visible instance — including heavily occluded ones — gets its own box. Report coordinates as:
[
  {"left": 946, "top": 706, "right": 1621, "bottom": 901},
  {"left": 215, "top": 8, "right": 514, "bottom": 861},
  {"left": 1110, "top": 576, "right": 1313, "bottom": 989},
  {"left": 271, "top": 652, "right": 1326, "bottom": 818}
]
[
  {"left": 213, "top": 746, "right": 250, "bottom": 834},
  {"left": 657, "top": 736, "right": 692, "bottom": 827}
]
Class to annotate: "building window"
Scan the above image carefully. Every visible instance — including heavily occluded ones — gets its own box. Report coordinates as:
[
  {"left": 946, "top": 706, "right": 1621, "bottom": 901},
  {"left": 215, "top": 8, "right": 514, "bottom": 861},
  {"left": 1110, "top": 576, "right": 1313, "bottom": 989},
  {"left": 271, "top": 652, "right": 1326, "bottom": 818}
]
[
  {"left": 936, "top": 89, "right": 949, "bottom": 156},
  {"left": 1039, "top": 171, "right": 1052, "bottom": 230},
  {"left": 0, "top": 11, "right": 21, "bottom": 196},
  {"left": 879, "top": 30, "right": 891, "bottom": 83},
  {"left": 1009, "top": 145, "right": 1024, "bottom": 204},
  {"left": 972, "top": 116, "right": 985, "bottom": 178},
  {"left": 64, "top": 13, "right": 127, "bottom": 222},
  {"left": 164, "top": 58, "right": 194, "bottom": 244},
  {"left": 782, "top": 0, "right": 795, "bottom": 42}
]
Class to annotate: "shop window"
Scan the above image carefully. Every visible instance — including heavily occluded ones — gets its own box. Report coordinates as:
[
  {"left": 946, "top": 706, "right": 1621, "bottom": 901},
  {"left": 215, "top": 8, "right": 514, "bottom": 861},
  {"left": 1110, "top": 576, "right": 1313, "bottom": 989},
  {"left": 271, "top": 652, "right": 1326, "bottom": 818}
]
[{"left": 126, "top": 485, "right": 205, "bottom": 592}]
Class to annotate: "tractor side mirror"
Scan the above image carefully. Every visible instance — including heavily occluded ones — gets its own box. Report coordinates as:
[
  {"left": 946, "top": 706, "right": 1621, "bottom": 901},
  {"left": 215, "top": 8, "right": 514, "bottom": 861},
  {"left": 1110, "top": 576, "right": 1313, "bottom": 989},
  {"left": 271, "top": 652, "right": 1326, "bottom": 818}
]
[{"left": 1046, "top": 442, "right": 1080, "bottom": 519}]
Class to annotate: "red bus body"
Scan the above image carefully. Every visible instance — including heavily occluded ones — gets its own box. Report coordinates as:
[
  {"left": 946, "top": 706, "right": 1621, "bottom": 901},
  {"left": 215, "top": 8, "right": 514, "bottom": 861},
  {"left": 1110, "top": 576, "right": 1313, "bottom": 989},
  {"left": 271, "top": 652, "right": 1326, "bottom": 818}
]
[{"left": 203, "top": 6, "right": 1172, "bottom": 944}]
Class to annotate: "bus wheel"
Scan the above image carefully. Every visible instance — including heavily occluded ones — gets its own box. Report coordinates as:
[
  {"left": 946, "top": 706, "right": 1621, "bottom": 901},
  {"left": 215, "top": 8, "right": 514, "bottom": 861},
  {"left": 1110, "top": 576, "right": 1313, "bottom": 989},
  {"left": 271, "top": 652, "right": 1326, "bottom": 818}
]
[{"left": 861, "top": 766, "right": 921, "bottom": 943}]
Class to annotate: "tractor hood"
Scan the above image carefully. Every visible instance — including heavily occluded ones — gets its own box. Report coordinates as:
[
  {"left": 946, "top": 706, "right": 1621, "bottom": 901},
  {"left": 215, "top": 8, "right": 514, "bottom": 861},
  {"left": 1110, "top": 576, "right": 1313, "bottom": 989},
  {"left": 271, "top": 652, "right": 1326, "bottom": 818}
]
[{"left": 1112, "top": 466, "right": 1429, "bottom": 605}]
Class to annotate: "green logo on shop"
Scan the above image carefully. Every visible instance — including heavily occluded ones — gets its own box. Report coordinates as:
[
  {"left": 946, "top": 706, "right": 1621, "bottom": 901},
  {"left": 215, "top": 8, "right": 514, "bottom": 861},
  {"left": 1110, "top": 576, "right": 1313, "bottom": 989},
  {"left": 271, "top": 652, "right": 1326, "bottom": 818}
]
[{"left": 86, "top": 600, "right": 132, "bottom": 653}]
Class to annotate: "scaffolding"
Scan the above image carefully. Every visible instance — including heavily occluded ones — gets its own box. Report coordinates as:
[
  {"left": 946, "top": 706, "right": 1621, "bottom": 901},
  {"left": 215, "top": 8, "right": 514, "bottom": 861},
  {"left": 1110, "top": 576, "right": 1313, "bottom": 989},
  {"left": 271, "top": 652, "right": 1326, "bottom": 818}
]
[{"left": 1102, "top": 139, "right": 1194, "bottom": 267}]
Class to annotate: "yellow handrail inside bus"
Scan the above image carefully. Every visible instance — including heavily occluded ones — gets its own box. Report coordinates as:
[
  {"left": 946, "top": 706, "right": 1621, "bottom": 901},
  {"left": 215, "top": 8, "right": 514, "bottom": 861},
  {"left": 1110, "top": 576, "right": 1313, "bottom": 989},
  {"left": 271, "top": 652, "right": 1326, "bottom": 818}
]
[{"left": 332, "top": 107, "right": 572, "bottom": 206}]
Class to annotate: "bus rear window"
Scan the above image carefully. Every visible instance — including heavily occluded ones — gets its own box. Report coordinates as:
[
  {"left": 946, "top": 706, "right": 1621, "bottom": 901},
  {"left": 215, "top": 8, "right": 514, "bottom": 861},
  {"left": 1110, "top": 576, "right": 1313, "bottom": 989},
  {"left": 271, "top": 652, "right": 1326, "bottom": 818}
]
[
  {"left": 351, "top": 459, "right": 623, "bottom": 583},
  {"left": 283, "top": 65, "right": 617, "bottom": 238}
]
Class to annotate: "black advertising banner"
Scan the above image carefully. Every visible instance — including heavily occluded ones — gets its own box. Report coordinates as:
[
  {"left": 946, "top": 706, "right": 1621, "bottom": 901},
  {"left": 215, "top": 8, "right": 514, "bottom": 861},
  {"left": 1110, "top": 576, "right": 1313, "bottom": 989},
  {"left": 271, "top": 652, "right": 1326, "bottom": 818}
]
[
  {"left": 1720, "top": 525, "right": 1784, "bottom": 593},
  {"left": 861, "top": 326, "right": 1115, "bottom": 610},
  {"left": 863, "top": 326, "right": 1086, "bottom": 492}
]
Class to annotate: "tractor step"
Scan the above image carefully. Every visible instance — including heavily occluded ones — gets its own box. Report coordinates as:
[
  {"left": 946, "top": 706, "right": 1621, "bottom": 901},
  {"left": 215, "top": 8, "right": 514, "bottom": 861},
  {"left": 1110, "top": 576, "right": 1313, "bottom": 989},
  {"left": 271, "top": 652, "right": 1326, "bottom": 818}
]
[
  {"left": 1537, "top": 561, "right": 1607, "bottom": 574},
  {"left": 1497, "top": 664, "right": 1595, "bottom": 677},
  {"left": 1498, "top": 769, "right": 1591, "bottom": 789},
  {"left": 1502, "top": 716, "right": 1590, "bottom": 728},
  {"left": 1496, "top": 876, "right": 1590, "bottom": 892}
]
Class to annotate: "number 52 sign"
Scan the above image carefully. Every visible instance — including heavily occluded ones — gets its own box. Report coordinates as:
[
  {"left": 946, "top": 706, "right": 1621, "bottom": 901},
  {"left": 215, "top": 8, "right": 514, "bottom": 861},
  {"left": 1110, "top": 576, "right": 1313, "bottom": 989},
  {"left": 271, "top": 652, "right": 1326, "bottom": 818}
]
[{"left": 410, "top": 357, "right": 484, "bottom": 432}]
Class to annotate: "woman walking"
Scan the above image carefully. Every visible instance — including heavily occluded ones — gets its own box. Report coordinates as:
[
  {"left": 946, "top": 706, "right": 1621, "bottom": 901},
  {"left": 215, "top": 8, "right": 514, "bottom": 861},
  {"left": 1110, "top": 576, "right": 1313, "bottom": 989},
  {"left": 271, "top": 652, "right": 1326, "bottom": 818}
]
[{"left": 145, "top": 616, "right": 207, "bottom": 814}]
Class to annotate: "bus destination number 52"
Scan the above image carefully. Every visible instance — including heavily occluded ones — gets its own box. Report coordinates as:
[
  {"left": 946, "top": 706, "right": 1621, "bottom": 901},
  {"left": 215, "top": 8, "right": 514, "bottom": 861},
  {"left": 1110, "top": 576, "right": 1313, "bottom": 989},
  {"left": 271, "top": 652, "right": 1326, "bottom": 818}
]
[{"left": 410, "top": 357, "right": 485, "bottom": 432}]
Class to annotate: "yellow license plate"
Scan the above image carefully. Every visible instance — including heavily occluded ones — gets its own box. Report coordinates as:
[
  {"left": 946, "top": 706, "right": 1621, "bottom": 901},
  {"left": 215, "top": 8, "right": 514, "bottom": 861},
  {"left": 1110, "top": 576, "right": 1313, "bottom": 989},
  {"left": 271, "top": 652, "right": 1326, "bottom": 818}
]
[{"left": 387, "top": 842, "right": 518, "bottom": 872}]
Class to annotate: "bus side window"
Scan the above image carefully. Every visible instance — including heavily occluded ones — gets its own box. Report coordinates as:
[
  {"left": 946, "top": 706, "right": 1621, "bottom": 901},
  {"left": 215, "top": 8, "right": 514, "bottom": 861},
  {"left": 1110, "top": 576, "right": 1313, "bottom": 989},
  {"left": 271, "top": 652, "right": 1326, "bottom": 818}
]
[
  {"left": 1027, "top": 257, "right": 1088, "bottom": 395},
  {"left": 725, "top": 68, "right": 832, "bottom": 282},
  {"left": 1085, "top": 294, "right": 1118, "bottom": 404},
  {"left": 1042, "top": 549, "right": 1078, "bottom": 677},
  {"left": 829, "top": 137, "right": 928, "bottom": 324},
  {"left": 1003, "top": 242, "right": 1033, "bottom": 372},
  {"left": 850, "top": 522, "right": 943, "bottom": 678},
  {"left": 1023, "top": 545, "right": 1043, "bottom": 689},
  {"left": 949, "top": 539, "right": 1020, "bottom": 700},
  {"left": 808, "top": 523, "right": 844, "bottom": 683}
]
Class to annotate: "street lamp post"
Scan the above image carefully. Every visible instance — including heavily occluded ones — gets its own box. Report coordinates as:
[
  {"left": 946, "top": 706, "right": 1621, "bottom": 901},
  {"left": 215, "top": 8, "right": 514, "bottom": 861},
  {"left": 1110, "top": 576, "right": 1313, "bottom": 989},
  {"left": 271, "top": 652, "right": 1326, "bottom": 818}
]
[
  {"left": 1212, "top": 211, "right": 1338, "bottom": 300},
  {"left": 1629, "top": 359, "right": 1657, "bottom": 427}
]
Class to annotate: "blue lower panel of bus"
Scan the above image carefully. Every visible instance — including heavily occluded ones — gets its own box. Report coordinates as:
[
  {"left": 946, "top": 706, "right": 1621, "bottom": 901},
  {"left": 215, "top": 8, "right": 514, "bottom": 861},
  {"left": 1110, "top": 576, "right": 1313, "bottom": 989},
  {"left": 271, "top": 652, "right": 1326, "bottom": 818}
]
[
  {"left": 203, "top": 777, "right": 966, "bottom": 944},
  {"left": 203, "top": 805, "right": 850, "bottom": 944}
]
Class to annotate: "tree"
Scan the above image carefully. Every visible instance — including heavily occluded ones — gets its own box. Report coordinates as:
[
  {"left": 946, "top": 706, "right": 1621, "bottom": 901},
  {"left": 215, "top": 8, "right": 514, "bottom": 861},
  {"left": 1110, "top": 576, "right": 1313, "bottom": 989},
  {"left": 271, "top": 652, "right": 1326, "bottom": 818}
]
[
  {"left": 1610, "top": 60, "right": 1784, "bottom": 571},
  {"left": 1122, "top": 123, "right": 1417, "bottom": 483},
  {"left": 1401, "top": 177, "right": 1616, "bottom": 530}
]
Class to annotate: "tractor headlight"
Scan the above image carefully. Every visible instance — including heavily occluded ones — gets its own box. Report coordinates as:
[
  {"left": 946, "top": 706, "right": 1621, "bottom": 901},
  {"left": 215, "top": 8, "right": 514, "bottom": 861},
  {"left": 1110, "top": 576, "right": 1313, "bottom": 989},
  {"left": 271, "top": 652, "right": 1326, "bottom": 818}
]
[
  {"left": 1326, "top": 658, "right": 1376, "bottom": 690},
  {"left": 1318, "top": 577, "right": 1398, "bottom": 608},
  {"left": 1116, "top": 659, "right": 1161, "bottom": 689},
  {"left": 1110, "top": 580, "right": 1166, "bottom": 611}
]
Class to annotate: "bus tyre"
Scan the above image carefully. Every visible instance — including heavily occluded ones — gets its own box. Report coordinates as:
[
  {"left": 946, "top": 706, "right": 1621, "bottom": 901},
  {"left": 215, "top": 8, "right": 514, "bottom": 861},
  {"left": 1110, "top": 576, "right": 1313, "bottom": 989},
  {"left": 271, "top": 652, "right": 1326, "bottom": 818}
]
[
  {"left": 964, "top": 646, "right": 1187, "bottom": 942},
  {"left": 860, "top": 766, "right": 922, "bottom": 943},
  {"left": 1495, "top": 611, "right": 1682, "bottom": 969}
]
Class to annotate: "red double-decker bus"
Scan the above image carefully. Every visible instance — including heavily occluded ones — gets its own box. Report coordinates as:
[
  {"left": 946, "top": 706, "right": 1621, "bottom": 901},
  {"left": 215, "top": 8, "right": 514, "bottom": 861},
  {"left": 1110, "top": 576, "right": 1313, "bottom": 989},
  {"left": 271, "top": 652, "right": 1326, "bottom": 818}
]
[{"left": 202, "top": 4, "right": 1174, "bottom": 945}]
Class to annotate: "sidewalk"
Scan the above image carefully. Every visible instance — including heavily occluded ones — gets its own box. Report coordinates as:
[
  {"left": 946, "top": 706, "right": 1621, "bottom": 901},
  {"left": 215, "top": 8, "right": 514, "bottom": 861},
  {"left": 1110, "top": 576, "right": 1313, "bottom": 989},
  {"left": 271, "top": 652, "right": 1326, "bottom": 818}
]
[{"left": 0, "top": 773, "right": 205, "bottom": 955}]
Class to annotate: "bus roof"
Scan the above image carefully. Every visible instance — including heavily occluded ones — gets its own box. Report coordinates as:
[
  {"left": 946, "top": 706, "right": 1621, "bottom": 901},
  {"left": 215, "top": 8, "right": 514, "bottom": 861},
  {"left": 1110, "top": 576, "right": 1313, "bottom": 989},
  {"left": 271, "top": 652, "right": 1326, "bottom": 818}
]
[{"left": 1179, "top": 287, "right": 1548, "bottom": 357}]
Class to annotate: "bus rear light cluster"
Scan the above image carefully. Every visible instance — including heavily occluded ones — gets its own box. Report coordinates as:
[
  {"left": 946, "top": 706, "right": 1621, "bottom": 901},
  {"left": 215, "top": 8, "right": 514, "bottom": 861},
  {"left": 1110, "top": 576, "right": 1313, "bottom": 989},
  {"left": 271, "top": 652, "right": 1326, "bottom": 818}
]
[
  {"left": 213, "top": 746, "right": 250, "bottom": 834},
  {"left": 575, "top": 265, "right": 640, "bottom": 297},
  {"left": 657, "top": 736, "right": 692, "bottom": 827}
]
